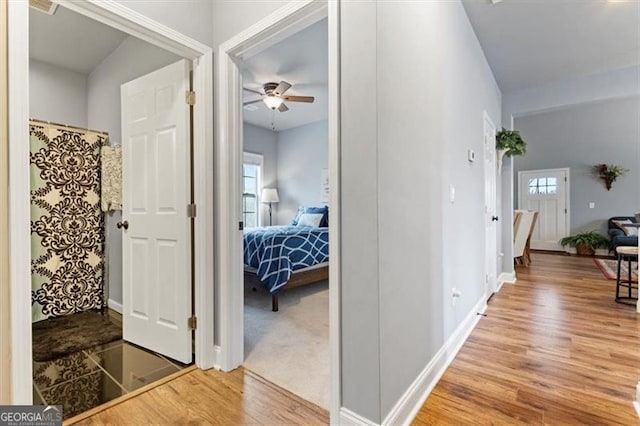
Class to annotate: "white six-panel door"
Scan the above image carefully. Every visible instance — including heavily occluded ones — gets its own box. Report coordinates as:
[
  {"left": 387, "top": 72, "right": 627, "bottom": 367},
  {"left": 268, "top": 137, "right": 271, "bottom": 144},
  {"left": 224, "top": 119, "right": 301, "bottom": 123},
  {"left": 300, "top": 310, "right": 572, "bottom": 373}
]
[
  {"left": 518, "top": 168, "right": 569, "bottom": 251},
  {"left": 121, "top": 60, "right": 192, "bottom": 363},
  {"left": 483, "top": 113, "right": 498, "bottom": 299}
]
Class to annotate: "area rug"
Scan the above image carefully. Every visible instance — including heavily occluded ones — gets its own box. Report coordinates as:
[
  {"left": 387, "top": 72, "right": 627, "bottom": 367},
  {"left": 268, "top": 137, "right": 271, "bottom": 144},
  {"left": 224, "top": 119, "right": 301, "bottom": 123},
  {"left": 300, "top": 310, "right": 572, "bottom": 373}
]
[
  {"left": 244, "top": 280, "right": 329, "bottom": 409},
  {"left": 32, "top": 310, "right": 122, "bottom": 362},
  {"left": 594, "top": 258, "right": 638, "bottom": 283}
]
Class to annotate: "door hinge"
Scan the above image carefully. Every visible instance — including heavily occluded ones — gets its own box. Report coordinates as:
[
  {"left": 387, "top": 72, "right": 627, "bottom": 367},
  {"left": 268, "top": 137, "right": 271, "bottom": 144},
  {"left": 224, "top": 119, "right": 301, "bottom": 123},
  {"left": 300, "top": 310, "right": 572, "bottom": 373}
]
[
  {"left": 188, "top": 315, "right": 197, "bottom": 330},
  {"left": 186, "top": 90, "right": 196, "bottom": 106},
  {"left": 187, "top": 203, "right": 197, "bottom": 218},
  {"left": 564, "top": 176, "right": 567, "bottom": 182}
]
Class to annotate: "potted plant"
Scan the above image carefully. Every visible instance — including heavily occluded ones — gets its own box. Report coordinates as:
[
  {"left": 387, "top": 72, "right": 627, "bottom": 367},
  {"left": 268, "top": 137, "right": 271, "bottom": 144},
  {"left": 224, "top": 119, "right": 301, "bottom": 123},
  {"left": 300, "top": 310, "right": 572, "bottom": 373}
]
[
  {"left": 496, "top": 128, "right": 526, "bottom": 171},
  {"left": 559, "top": 231, "right": 611, "bottom": 256},
  {"left": 595, "top": 164, "right": 628, "bottom": 191}
]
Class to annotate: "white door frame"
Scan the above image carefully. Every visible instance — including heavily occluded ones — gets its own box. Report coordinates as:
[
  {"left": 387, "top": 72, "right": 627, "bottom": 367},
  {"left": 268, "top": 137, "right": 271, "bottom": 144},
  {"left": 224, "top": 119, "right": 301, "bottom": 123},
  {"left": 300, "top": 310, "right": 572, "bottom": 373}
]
[
  {"left": 7, "top": 0, "right": 214, "bottom": 403},
  {"left": 216, "top": 0, "right": 341, "bottom": 421},
  {"left": 517, "top": 167, "right": 571, "bottom": 249}
]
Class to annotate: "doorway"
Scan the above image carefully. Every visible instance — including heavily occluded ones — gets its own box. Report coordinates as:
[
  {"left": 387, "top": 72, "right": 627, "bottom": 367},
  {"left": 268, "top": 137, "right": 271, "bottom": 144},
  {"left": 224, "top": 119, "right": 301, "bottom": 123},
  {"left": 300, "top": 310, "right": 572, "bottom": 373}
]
[
  {"left": 7, "top": 0, "right": 213, "bottom": 406},
  {"left": 518, "top": 168, "right": 570, "bottom": 251},
  {"left": 216, "top": 0, "right": 341, "bottom": 421}
]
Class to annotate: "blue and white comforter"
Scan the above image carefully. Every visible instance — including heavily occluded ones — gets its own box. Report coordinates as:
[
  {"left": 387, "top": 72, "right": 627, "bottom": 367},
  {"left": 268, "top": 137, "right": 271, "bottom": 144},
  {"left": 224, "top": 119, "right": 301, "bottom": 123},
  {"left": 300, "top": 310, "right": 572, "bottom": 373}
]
[{"left": 243, "top": 226, "right": 329, "bottom": 294}]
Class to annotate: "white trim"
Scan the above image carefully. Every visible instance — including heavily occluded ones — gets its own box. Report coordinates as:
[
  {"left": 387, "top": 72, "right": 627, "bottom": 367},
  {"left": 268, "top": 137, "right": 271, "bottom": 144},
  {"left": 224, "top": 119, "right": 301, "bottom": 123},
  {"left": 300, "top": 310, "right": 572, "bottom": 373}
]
[
  {"left": 107, "top": 299, "right": 123, "bottom": 314},
  {"left": 339, "top": 408, "right": 378, "bottom": 426},
  {"left": 54, "top": 0, "right": 209, "bottom": 59},
  {"left": 381, "top": 296, "right": 487, "bottom": 426},
  {"left": 8, "top": 0, "right": 32, "bottom": 404},
  {"left": 216, "top": 0, "right": 341, "bottom": 422},
  {"left": 8, "top": 0, "right": 215, "bottom": 403},
  {"left": 498, "top": 272, "right": 517, "bottom": 287},
  {"left": 242, "top": 152, "right": 264, "bottom": 227},
  {"left": 483, "top": 110, "right": 498, "bottom": 299}
]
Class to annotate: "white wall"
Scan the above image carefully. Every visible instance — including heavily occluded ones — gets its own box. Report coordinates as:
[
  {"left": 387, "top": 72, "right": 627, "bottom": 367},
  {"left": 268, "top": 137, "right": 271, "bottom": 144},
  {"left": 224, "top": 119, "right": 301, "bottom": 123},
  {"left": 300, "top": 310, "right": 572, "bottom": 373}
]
[
  {"left": 244, "top": 123, "right": 278, "bottom": 226},
  {"left": 29, "top": 59, "right": 88, "bottom": 127},
  {"left": 87, "top": 36, "right": 179, "bottom": 306},
  {"left": 276, "top": 120, "right": 328, "bottom": 225},
  {"left": 341, "top": 1, "right": 501, "bottom": 421}
]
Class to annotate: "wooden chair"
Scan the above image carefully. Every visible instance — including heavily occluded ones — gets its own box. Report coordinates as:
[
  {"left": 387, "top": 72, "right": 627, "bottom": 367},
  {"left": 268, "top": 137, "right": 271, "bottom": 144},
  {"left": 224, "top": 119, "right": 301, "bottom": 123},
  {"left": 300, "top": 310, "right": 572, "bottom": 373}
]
[{"left": 514, "top": 210, "right": 538, "bottom": 267}]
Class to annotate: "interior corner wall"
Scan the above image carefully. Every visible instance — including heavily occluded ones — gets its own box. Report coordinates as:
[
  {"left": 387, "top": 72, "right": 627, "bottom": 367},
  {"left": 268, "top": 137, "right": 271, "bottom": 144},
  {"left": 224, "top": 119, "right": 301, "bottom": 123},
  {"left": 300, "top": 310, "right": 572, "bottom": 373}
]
[
  {"left": 340, "top": 0, "right": 502, "bottom": 421},
  {"left": 87, "top": 36, "right": 179, "bottom": 306},
  {"left": 243, "top": 123, "right": 278, "bottom": 226},
  {"left": 29, "top": 59, "right": 88, "bottom": 128},
  {"left": 513, "top": 96, "right": 640, "bottom": 234},
  {"left": 276, "top": 120, "right": 328, "bottom": 225}
]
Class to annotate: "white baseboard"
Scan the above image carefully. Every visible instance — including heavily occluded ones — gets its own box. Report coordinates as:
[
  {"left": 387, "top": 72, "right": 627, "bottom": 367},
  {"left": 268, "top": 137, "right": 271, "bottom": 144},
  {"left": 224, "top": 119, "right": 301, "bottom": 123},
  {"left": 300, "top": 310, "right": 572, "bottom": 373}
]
[
  {"left": 107, "top": 299, "right": 122, "bottom": 314},
  {"left": 212, "top": 345, "right": 223, "bottom": 370},
  {"left": 339, "top": 408, "right": 378, "bottom": 426},
  {"left": 498, "top": 271, "right": 517, "bottom": 287},
  {"left": 381, "top": 296, "right": 487, "bottom": 426}
]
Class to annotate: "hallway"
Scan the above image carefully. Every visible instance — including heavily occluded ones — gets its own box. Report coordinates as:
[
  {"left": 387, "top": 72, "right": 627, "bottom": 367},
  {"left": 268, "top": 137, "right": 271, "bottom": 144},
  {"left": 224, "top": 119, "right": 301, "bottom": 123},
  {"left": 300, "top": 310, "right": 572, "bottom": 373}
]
[{"left": 415, "top": 253, "right": 640, "bottom": 424}]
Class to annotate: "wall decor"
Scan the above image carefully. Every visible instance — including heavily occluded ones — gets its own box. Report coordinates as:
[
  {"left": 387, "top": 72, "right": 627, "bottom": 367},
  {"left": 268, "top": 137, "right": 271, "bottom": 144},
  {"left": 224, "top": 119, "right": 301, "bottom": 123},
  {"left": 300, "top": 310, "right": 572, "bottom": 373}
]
[{"left": 595, "top": 163, "right": 628, "bottom": 191}]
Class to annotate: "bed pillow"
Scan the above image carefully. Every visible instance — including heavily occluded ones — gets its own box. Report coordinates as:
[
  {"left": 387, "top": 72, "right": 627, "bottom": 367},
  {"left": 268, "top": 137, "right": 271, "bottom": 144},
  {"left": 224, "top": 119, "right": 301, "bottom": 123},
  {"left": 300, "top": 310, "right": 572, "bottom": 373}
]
[
  {"left": 613, "top": 219, "right": 638, "bottom": 236},
  {"left": 291, "top": 206, "right": 328, "bottom": 227},
  {"left": 297, "top": 213, "right": 324, "bottom": 227}
]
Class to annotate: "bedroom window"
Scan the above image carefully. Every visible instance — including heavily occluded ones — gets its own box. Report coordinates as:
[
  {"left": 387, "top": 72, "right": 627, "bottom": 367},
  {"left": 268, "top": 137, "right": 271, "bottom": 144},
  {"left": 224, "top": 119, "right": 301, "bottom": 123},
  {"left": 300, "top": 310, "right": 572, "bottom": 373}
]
[{"left": 243, "top": 153, "right": 263, "bottom": 228}]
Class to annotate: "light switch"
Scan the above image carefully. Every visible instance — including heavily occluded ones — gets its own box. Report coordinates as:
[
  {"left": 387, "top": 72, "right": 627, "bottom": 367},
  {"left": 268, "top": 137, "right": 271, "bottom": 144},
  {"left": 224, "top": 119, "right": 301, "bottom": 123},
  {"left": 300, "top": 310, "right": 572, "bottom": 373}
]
[
  {"left": 450, "top": 185, "right": 456, "bottom": 203},
  {"left": 589, "top": 202, "right": 595, "bottom": 209}
]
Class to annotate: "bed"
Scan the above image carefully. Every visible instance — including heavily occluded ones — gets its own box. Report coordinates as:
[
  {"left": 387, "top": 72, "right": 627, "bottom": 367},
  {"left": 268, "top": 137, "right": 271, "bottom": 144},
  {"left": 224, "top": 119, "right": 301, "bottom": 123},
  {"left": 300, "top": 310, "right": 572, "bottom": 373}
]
[{"left": 243, "top": 225, "right": 329, "bottom": 311}]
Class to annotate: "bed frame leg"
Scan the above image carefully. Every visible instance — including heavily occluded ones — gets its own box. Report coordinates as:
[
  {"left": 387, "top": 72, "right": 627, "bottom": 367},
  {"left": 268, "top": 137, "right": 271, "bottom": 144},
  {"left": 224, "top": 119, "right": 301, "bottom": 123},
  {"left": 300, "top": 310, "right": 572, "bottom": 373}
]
[{"left": 272, "top": 294, "right": 279, "bottom": 312}]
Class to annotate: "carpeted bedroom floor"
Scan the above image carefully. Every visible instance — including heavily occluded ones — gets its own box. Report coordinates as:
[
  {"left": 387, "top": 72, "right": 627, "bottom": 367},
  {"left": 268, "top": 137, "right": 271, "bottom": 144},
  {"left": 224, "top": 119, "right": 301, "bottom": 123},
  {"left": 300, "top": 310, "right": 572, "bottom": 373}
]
[{"left": 244, "top": 280, "right": 330, "bottom": 410}]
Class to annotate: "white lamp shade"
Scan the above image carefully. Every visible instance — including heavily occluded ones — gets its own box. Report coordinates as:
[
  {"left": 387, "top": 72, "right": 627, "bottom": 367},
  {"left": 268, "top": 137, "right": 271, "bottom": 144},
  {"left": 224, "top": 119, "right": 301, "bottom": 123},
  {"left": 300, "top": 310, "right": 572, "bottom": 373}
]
[
  {"left": 261, "top": 188, "right": 279, "bottom": 203},
  {"left": 263, "top": 95, "right": 284, "bottom": 110}
]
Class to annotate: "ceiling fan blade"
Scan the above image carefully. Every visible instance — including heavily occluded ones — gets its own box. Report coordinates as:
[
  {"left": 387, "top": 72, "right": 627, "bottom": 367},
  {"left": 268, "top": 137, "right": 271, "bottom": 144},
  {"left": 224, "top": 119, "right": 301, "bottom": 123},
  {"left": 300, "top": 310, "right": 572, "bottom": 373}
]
[
  {"left": 283, "top": 95, "right": 314, "bottom": 103},
  {"left": 243, "top": 99, "right": 263, "bottom": 106},
  {"left": 243, "top": 87, "right": 263, "bottom": 95},
  {"left": 277, "top": 103, "right": 289, "bottom": 112},
  {"left": 274, "top": 81, "right": 292, "bottom": 96}
]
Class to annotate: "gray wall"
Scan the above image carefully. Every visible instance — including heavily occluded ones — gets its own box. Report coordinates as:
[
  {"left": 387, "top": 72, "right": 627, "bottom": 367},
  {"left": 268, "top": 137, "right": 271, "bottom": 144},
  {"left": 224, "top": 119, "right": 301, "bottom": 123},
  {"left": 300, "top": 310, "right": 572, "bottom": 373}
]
[
  {"left": 113, "top": 0, "right": 213, "bottom": 46},
  {"left": 29, "top": 59, "right": 88, "bottom": 127},
  {"left": 341, "top": 1, "right": 501, "bottom": 421},
  {"left": 514, "top": 96, "right": 640, "bottom": 235},
  {"left": 276, "top": 120, "right": 328, "bottom": 225},
  {"left": 87, "top": 36, "right": 180, "bottom": 306},
  {"left": 243, "top": 123, "right": 278, "bottom": 226}
]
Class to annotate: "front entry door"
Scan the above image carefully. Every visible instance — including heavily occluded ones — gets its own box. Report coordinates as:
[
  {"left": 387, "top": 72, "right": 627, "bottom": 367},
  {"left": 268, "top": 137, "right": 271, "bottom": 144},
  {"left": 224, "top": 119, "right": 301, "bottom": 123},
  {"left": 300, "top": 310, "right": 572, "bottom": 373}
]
[
  {"left": 518, "top": 168, "right": 569, "bottom": 251},
  {"left": 121, "top": 60, "right": 192, "bottom": 363}
]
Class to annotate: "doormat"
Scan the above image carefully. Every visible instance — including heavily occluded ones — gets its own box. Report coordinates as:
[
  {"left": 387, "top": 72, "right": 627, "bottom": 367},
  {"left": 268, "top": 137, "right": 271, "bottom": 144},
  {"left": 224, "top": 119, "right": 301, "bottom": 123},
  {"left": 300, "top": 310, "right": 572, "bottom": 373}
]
[
  {"left": 32, "top": 310, "right": 122, "bottom": 362},
  {"left": 594, "top": 258, "right": 638, "bottom": 283}
]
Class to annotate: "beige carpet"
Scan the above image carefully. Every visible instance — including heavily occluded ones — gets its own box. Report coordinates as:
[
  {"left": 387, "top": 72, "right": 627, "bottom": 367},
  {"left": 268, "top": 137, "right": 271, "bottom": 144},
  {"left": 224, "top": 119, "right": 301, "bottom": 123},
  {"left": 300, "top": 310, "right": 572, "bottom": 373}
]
[{"left": 244, "top": 280, "right": 330, "bottom": 409}]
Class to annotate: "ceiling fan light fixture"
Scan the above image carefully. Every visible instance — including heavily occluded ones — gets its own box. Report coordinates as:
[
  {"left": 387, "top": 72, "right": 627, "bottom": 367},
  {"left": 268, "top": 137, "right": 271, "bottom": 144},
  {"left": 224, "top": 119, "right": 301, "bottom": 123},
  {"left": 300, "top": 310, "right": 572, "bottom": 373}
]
[{"left": 263, "top": 95, "right": 284, "bottom": 110}]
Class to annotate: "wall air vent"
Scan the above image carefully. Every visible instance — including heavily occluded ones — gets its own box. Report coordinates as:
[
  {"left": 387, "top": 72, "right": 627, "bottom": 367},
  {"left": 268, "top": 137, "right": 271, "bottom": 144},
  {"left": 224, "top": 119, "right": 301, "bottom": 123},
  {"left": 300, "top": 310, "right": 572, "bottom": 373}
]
[{"left": 30, "top": 0, "right": 58, "bottom": 15}]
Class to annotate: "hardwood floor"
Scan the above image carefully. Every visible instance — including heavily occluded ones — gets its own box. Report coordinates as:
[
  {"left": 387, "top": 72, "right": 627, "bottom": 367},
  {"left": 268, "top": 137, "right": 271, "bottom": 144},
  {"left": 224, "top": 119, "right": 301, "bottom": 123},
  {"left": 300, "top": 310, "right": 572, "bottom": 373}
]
[
  {"left": 73, "top": 253, "right": 638, "bottom": 425},
  {"left": 70, "top": 367, "right": 328, "bottom": 425},
  {"left": 414, "top": 253, "right": 640, "bottom": 425}
]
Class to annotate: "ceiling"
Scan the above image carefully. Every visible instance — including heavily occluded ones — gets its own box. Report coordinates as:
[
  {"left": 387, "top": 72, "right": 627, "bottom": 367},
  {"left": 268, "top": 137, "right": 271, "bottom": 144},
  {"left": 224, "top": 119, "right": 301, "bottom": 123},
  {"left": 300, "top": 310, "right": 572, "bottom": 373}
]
[
  {"left": 30, "top": 6, "right": 129, "bottom": 74},
  {"left": 462, "top": 0, "right": 640, "bottom": 92},
  {"left": 241, "top": 19, "right": 328, "bottom": 131}
]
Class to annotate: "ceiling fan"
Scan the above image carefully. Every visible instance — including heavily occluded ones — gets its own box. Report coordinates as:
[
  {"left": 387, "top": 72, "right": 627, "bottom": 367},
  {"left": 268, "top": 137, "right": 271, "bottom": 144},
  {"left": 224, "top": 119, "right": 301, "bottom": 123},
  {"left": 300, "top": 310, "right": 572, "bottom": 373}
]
[{"left": 243, "top": 81, "right": 315, "bottom": 112}]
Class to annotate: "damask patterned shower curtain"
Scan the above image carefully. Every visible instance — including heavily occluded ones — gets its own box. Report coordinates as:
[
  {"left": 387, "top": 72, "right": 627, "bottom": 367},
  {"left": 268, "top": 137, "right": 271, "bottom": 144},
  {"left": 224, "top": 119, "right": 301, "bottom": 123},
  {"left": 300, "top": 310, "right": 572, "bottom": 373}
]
[{"left": 30, "top": 121, "right": 106, "bottom": 322}]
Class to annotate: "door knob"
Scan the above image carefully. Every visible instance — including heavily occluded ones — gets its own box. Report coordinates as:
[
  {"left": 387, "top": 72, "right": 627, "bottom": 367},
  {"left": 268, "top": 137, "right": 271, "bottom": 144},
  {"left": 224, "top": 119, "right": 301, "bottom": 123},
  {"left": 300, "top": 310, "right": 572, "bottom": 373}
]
[
  {"left": 117, "top": 220, "right": 129, "bottom": 230},
  {"left": 491, "top": 216, "right": 499, "bottom": 222}
]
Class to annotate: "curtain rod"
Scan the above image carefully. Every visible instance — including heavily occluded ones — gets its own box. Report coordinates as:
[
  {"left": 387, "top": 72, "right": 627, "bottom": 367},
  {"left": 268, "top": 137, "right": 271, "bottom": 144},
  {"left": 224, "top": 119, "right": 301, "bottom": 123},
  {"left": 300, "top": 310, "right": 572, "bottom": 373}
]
[{"left": 30, "top": 118, "right": 110, "bottom": 136}]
